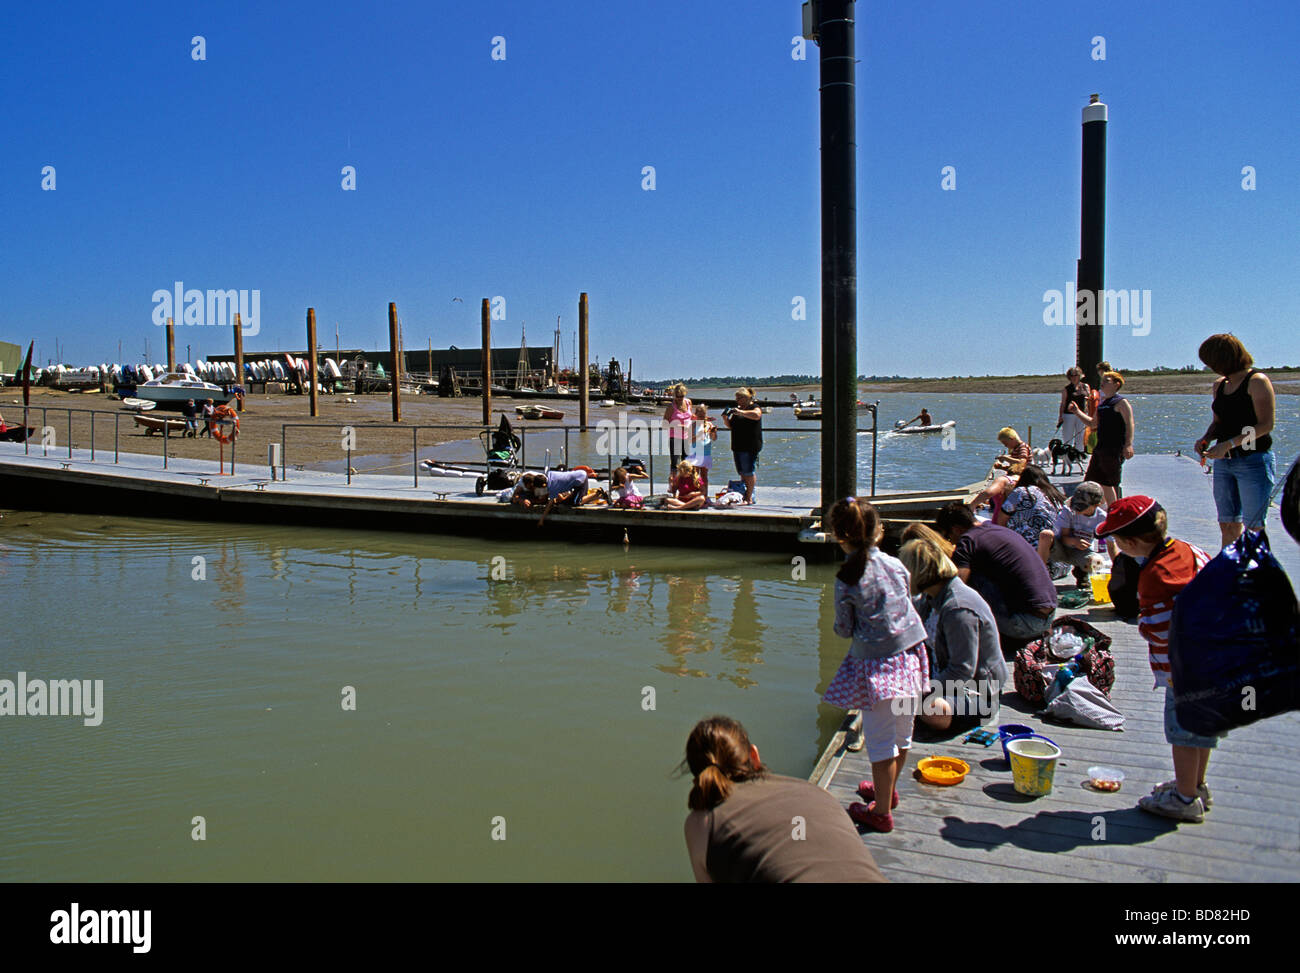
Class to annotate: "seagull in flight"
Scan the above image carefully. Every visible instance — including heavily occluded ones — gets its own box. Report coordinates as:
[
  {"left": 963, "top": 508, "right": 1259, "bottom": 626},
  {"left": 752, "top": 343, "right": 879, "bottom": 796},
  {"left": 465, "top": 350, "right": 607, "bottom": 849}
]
[{"left": 451, "top": 297, "right": 463, "bottom": 303}]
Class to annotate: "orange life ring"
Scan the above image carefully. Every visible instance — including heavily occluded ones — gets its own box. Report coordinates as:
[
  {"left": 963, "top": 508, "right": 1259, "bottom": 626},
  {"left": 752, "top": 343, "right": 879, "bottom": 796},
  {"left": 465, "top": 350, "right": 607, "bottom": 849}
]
[{"left": 211, "top": 404, "right": 239, "bottom": 444}]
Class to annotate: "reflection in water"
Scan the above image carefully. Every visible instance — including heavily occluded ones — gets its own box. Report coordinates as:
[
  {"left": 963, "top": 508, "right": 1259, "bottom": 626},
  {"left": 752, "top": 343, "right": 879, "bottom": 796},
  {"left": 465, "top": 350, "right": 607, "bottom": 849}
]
[
  {"left": 814, "top": 577, "right": 854, "bottom": 744},
  {"left": 658, "top": 573, "right": 715, "bottom": 678}
]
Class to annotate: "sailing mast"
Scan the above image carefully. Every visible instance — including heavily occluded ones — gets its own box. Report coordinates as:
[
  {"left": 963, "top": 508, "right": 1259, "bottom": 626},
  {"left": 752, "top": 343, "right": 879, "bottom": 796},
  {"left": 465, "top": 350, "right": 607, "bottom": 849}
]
[{"left": 515, "top": 322, "right": 528, "bottom": 389}]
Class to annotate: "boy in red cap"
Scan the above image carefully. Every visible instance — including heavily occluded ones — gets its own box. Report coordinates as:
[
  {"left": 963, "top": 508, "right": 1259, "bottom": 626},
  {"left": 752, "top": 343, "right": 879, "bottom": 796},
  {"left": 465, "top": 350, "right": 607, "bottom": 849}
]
[{"left": 1097, "top": 496, "right": 1212, "bottom": 822}]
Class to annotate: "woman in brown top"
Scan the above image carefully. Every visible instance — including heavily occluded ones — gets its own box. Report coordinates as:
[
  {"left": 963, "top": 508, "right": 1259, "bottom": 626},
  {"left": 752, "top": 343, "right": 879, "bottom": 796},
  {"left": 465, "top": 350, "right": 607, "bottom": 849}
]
[{"left": 682, "top": 716, "right": 887, "bottom": 883}]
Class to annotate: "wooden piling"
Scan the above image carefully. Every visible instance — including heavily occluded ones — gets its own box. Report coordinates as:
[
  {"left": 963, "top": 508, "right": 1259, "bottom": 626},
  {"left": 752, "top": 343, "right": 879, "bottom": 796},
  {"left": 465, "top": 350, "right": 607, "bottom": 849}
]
[
  {"left": 307, "top": 308, "right": 319, "bottom": 418},
  {"left": 388, "top": 302, "right": 402, "bottom": 422},
  {"left": 165, "top": 318, "right": 176, "bottom": 372},
  {"left": 579, "top": 292, "right": 589, "bottom": 431},
  {"left": 233, "top": 313, "right": 245, "bottom": 412},
  {"left": 481, "top": 299, "right": 492, "bottom": 425}
]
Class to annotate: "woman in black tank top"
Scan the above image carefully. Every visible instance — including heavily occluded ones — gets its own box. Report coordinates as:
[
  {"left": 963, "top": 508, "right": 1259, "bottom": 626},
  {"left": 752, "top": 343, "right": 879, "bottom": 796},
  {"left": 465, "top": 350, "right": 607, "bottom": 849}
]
[
  {"left": 1196, "top": 334, "right": 1278, "bottom": 546},
  {"left": 1073, "top": 372, "right": 1134, "bottom": 506},
  {"left": 1058, "top": 367, "right": 1090, "bottom": 448}
]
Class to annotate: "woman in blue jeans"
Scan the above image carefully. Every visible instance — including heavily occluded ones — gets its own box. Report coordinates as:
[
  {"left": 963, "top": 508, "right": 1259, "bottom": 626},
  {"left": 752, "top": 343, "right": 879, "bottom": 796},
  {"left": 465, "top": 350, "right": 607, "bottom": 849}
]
[{"left": 1194, "top": 334, "right": 1277, "bottom": 548}]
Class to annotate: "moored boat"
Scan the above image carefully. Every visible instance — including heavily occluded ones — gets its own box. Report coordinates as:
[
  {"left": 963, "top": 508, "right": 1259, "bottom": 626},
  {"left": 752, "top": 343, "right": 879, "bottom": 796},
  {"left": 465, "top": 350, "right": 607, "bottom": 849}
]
[{"left": 134, "top": 373, "right": 236, "bottom": 410}]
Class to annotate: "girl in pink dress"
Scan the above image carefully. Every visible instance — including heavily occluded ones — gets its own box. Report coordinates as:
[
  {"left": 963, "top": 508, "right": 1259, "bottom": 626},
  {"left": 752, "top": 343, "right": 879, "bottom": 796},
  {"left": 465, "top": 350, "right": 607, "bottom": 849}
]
[{"left": 823, "top": 498, "right": 929, "bottom": 833}]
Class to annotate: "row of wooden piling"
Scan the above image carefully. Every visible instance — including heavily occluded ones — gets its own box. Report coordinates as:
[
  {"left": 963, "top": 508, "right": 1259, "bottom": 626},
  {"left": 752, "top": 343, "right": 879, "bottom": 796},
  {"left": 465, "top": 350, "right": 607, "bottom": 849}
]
[{"left": 161, "top": 293, "right": 594, "bottom": 427}]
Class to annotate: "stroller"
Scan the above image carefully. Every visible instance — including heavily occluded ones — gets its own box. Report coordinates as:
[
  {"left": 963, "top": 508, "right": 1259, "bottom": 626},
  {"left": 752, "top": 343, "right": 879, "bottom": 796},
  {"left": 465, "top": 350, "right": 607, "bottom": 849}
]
[{"left": 475, "top": 414, "right": 523, "bottom": 496}]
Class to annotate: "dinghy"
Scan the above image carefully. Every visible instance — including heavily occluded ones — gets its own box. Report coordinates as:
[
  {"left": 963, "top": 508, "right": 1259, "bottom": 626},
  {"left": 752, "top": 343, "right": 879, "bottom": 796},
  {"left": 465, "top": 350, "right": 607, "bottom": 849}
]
[
  {"left": 133, "top": 414, "right": 188, "bottom": 436},
  {"left": 120, "top": 397, "right": 157, "bottom": 412},
  {"left": 893, "top": 419, "right": 956, "bottom": 435}
]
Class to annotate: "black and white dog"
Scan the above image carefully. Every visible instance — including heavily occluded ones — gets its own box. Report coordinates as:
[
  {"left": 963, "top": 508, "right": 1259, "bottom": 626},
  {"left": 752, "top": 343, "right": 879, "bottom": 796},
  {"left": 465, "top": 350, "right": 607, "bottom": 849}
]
[{"left": 1048, "top": 438, "right": 1088, "bottom": 475}]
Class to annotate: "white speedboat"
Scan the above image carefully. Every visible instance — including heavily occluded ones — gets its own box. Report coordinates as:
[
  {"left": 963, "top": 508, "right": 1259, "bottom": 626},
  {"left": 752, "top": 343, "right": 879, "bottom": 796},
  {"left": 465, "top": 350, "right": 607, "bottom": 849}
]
[{"left": 134, "top": 373, "right": 236, "bottom": 410}]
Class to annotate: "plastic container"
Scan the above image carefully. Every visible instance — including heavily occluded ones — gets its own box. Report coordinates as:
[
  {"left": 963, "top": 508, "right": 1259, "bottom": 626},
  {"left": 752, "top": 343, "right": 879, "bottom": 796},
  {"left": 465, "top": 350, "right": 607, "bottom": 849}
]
[
  {"left": 1089, "top": 573, "right": 1112, "bottom": 604},
  {"left": 1086, "top": 766, "right": 1125, "bottom": 792},
  {"left": 917, "top": 756, "right": 970, "bottom": 786},
  {"left": 1008, "top": 738, "right": 1062, "bottom": 797}
]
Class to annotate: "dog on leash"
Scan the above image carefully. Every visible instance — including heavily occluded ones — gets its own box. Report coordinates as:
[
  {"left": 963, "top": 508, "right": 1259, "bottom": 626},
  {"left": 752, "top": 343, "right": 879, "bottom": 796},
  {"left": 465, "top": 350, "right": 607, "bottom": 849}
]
[{"left": 1048, "top": 438, "right": 1088, "bottom": 475}]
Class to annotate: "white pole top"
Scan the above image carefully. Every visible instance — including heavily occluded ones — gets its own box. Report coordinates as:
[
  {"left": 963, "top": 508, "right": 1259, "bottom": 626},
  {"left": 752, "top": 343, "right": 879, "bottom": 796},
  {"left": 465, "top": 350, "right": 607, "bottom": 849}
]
[{"left": 1083, "top": 94, "right": 1108, "bottom": 123}]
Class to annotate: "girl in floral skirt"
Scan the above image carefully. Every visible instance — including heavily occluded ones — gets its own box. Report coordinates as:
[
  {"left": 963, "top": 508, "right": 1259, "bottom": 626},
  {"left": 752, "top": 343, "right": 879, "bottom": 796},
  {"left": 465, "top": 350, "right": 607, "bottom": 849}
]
[{"left": 823, "top": 498, "right": 929, "bottom": 833}]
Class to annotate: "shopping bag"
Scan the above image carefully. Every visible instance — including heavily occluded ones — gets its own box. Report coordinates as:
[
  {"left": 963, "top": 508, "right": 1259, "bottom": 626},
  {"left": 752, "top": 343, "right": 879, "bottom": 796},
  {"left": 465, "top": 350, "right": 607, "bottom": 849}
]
[{"left": 1170, "top": 531, "right": 1300, "bottom": 734}]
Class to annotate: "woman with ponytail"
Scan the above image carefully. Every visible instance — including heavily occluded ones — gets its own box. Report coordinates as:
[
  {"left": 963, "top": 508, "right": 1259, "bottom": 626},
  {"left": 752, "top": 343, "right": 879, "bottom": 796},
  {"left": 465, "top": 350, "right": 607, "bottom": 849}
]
[
  {"left": 682, "top": 716, "right": 886, "bottom": 882},
  {"left": 822, "top": 498, "right": 929, "bottom": 833}
]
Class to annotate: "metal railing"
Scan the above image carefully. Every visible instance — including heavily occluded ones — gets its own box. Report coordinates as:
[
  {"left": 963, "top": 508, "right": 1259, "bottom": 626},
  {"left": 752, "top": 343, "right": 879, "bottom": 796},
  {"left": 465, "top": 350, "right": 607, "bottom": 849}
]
[
  {"left": 13, "top": 405, "right": 237, "bottom": 473},
  {"left": 276, "top": 407, "right": 881, "bottom": 497},
  {"left": 3, "top": 403, "right": 878, "bottom": 496}
]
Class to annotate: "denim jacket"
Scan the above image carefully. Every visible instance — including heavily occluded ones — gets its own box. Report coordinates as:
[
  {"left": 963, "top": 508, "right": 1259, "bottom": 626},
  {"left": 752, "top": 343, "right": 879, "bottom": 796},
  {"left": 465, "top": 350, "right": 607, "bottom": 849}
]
[{"left": 833, "top": 549, "right": 928, "bottom": 660}]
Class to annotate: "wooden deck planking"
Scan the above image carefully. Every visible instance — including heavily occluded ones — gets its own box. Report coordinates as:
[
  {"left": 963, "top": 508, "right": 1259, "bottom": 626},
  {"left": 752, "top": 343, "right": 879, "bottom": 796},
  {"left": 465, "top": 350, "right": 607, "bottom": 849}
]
[{"left": 815, "top": 454, "right": 1300, "bottom": 882}]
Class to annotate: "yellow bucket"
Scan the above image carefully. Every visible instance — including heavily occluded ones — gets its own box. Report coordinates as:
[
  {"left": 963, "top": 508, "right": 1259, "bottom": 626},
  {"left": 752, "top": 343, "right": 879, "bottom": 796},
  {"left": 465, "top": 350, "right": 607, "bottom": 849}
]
[
  {"left": 1089, "top": 572, "right": 1112, "bottom": 604},
  {"left": 1007, "top": 738, "right": 1062, "bottom": 797}
]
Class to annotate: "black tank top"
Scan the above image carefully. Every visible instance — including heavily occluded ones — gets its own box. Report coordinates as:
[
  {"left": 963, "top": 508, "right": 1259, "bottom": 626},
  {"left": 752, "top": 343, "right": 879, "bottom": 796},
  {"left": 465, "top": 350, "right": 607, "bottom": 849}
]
[
  {"left": 1213, "top": 370, "right": 1272, "bottom": 455},
  {"left": 1064, "top": 383, "right": 1088, "bottom": 410},
  {"left": 1096, "top": 394, "right": 1127, "bottom": 450},
  {"left": 729, "top": 412, "right": 762, "bottom": 453}
]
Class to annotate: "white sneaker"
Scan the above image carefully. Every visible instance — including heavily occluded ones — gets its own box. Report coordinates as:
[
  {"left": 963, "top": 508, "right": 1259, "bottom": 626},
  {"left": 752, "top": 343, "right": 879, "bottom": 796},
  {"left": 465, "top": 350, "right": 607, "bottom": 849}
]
[
  {"left": 1139, "top": 787, "right": 1205, "bottom": 823},
  {"left": 1153, "top": 779, "right": 1212, "bottom": 810}
]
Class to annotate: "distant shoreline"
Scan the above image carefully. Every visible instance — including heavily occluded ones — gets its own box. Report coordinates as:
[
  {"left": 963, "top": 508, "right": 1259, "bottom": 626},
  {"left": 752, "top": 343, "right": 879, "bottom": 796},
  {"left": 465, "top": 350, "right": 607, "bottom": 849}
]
[{"left": 686, "top": 368, "right": 1300, "bottom": 396}]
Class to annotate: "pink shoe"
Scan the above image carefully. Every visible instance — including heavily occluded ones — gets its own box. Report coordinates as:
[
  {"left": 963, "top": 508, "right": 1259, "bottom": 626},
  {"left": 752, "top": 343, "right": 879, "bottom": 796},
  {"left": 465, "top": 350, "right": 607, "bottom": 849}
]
[
  {"left": 847, "top": 801, "right": 894, "bottom": 833},
  {"left": 856, "top": 781, "right": 900, "bottom": 809}
]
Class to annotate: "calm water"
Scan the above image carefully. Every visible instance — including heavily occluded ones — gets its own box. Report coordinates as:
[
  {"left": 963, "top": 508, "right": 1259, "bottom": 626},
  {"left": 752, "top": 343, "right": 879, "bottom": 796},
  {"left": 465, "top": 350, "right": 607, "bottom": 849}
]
[{"left": 1, "top": 392, "right": 1294, "bottom": 881}]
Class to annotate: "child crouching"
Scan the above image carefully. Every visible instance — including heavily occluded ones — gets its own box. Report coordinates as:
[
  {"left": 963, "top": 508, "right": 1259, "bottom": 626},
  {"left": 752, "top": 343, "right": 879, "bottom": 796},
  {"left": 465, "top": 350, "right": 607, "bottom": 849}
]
[{"left": 823, "top": 497, "right": 929, "bottom": 833}]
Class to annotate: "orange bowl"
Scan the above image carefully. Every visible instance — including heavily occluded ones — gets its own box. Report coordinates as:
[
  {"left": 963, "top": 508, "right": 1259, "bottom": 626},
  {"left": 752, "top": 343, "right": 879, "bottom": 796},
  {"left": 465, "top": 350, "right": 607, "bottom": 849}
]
[{"left": 918, "top": 756, "right": 971, "bottom": 786}]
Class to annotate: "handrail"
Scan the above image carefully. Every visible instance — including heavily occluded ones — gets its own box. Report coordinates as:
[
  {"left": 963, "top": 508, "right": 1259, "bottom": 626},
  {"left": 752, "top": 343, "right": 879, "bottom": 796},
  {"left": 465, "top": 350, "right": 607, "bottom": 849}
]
[
  {"left": 276, "top": 412, "right": 880, "bottom": 498},
  {"left": 3, "top": 403, "right": 878, "bottom": 498}
]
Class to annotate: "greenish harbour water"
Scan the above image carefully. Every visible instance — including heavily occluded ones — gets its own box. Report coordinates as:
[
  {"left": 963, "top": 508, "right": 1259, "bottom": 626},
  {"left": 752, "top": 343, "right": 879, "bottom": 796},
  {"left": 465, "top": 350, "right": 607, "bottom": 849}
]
[{"left": 2, "top": 391, "right": 1294, "bottom": 881}]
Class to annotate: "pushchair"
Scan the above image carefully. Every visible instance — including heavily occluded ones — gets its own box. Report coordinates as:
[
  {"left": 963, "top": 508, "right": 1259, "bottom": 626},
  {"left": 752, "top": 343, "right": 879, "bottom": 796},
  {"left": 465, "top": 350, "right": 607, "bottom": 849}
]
[{"left": 475, "top": 413, "right": 523, "bottom": 496}]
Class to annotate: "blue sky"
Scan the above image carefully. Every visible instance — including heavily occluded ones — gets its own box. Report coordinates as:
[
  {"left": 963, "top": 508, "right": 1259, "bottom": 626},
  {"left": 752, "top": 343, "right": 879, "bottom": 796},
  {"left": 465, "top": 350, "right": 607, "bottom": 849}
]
[{"left": 3, "top": 0, "right": 1297, "bottom": 379}]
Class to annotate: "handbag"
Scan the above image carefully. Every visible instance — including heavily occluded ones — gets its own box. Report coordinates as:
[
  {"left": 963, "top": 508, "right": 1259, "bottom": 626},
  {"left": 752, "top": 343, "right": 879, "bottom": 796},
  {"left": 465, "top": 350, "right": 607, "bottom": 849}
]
[{"left": 1169, "top": 530, "right": 1300, "bottom": 734}]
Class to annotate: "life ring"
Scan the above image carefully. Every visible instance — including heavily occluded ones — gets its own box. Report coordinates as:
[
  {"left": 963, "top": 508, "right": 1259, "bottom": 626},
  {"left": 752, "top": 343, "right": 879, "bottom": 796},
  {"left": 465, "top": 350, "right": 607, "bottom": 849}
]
[{"left": 211, "top": 404, "right": 239, "bottom": 444}]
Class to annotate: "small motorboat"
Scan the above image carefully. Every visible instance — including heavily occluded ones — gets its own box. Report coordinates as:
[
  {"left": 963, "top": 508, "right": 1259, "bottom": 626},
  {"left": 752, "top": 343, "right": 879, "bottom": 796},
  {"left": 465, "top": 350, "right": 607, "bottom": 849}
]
[
  {"left": 893, "top": 419, "right": 956, "bottom": 435},
  {"left": 793, "top": 405, "right": 822, "bottom": 421},
  {"left": 598, "top": 399, "right": 616, "bottom": 408},
  {"left": 134, "top": 373, "right": 235, "bottom": 410},
  {"left": 120, "top": 397, "right": 157, "bottom": 412},
  {"left": 133, "top": 414, "right": 189, "bottom": 436}
]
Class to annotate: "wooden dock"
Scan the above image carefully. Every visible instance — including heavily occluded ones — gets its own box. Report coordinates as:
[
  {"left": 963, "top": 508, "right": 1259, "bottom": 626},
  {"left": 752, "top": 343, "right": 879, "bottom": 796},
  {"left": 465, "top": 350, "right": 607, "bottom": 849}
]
[
  {"left": 811, "top": 454, "right": 1300, "bottom": 882},
  {"left": 0, "top": 441, "right": 980, "bottom": 554}
]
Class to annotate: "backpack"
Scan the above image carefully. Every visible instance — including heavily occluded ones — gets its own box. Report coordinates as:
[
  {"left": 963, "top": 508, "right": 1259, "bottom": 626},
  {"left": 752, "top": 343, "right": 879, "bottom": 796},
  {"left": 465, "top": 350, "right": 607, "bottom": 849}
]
[
  {"left": 1108, "top": 552, "right": 1142, "bottom": 620},
  {"left": 1169, "top": 530, "right": 1300, "bottom": 735},
  {"left": 1013, "top": 616, "right": 1115, "bottom": 708},
  {"left": 1282, "top": 453, "right": 1300, "bottom": 545}
]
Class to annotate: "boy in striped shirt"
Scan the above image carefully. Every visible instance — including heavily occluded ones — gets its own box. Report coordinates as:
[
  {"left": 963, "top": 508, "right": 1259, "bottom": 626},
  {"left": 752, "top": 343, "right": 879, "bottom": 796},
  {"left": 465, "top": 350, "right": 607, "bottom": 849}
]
[{"left": 1097, "top": 496, "right": 1212, "bottom": 822}]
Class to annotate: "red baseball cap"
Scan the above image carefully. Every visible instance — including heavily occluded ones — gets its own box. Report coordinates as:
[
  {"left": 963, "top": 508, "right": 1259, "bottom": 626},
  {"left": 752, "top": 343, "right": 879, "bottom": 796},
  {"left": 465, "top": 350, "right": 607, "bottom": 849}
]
[{"left": 1096, "top": 495, "right": 1162, "bottom": 537}]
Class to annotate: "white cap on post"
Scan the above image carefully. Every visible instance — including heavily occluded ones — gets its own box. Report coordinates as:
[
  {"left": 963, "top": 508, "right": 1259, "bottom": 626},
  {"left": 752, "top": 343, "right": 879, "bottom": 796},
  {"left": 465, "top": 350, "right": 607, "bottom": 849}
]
[{"left": 1083, "top": 92, "right": 1108, "bottom": 123}]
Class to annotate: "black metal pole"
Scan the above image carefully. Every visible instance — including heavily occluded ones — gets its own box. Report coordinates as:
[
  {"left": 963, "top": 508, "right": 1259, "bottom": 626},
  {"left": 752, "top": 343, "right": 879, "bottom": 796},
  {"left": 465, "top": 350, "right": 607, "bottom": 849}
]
[
  {"left": 817, "top": 0, "right": 858, "bottom": 513},
  {"left": 1076, "top": 94, "right": 1108, "bottom": 390}
]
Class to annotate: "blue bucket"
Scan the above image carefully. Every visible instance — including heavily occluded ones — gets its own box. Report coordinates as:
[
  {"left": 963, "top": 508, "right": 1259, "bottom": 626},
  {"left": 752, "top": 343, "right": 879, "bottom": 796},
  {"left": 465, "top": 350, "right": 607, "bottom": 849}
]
[{"left": 998, "top": 724, "right": 1057, "bottom": 763}]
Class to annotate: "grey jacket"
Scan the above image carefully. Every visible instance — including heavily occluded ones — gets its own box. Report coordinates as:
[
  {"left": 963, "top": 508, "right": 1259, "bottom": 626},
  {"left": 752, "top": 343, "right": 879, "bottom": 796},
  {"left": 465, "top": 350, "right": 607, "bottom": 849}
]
[{"left": 924, "top": 576, "right": 1008, "bottom": 690}]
